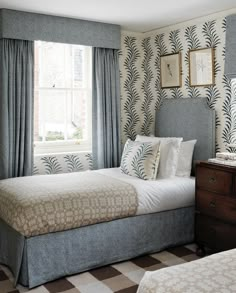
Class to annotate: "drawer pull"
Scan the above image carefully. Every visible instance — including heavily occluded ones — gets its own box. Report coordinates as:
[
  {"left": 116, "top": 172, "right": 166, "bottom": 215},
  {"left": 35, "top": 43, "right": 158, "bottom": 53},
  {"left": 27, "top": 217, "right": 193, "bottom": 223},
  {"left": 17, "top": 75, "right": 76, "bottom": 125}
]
[
  {"left": 209, "top": 201, "right": 216, "bottom": 208},
  {"left": 209, "top": 177, "right": 216, "bottom": 183}
]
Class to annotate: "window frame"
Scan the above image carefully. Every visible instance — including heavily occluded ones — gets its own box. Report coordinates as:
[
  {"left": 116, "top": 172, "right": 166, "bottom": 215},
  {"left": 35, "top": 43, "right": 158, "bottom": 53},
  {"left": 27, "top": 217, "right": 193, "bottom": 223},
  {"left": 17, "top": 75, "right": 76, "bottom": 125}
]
[{"left": 34, "top": 42, "right": 92, "bottom": 155}]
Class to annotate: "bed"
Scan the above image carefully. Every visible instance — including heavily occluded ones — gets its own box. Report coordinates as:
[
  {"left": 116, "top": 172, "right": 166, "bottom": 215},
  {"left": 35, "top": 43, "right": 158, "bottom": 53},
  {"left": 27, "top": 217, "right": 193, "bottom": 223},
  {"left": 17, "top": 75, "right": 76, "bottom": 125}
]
[
  {"left": 138, "top": 248, "right": 236, "bottom": 292},
  {"left": 0, "top": 98, "right": 215, "bottom": 288}
]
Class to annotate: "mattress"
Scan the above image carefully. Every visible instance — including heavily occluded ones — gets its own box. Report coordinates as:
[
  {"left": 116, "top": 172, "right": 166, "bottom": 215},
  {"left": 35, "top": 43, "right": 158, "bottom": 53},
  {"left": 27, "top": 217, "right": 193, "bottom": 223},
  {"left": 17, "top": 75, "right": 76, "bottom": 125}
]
[
  {"left": 138, "top": 248, "right": 236, "bottom": 293},
  {"left": 0, "top": 168, "right": 195, "bottom": 237},
  {"left": 98, "top": 168, "right": 195, "bottom": 215},
  {"left": 0, "top": 171, "right": 138, "bottom": 237}
]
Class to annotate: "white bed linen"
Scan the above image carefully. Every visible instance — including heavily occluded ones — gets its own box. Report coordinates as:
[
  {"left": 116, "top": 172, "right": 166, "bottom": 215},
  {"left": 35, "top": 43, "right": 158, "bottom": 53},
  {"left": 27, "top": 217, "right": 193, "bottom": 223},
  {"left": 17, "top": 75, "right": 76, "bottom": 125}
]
[{"left": 97, "top": 168, "right": 195, "bottom": 215}]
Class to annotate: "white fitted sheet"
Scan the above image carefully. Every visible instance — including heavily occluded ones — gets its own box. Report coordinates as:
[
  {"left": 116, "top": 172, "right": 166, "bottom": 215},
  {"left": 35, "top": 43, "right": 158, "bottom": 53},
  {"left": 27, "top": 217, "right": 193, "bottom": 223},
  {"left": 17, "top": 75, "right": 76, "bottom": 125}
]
[{"left": 98, "top": 168, "right": 195, "bottom": 215}]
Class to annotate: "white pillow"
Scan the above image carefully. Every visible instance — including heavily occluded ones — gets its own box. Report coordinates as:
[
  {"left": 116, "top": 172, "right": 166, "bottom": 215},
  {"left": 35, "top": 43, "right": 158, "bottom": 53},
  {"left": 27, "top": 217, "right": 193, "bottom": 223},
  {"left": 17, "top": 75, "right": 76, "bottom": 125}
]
[
  {"left": 135, "top": 135, "right": 183, "bottom": 178},
  {"left": 120, "top": 139, "right": 160, "bottom": 180},
  {"left": 176, "top": 140, "right": 197, "bottom": 177}
]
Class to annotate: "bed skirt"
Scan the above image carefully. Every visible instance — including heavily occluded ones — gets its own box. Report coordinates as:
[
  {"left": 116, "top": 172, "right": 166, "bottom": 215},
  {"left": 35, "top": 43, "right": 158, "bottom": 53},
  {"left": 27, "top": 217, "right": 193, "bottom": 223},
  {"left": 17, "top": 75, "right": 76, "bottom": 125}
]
[{"left": 0, "top": 206, "right": 194, "bottom": 288}]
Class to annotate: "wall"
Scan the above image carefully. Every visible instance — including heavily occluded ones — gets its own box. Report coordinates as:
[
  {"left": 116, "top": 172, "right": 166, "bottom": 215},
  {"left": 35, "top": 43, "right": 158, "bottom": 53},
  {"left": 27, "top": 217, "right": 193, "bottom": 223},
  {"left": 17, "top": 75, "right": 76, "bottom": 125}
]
[
  {"left": 119, "top": 32, "right": 144, "bottom": 145},
  {"left": 33, "top": 152, "right": 93, "bottom": 175},
  {"left": 119, "top": 9, "right": 236, "bottom": 152}
]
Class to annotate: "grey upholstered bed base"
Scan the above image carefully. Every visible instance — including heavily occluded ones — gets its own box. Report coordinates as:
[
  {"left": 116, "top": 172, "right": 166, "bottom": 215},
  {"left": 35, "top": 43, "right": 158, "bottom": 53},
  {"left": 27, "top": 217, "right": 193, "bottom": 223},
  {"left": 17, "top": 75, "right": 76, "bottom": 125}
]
[{"left": 0, "top": 206, "right": 194, "bottom": 288}]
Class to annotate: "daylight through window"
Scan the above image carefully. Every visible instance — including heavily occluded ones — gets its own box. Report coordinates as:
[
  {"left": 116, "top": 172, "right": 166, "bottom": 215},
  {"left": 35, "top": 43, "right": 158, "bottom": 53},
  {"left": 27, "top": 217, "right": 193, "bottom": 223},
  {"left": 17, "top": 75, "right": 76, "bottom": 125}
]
[{"left": 34, "top": 41, "right": 92, "bottom": 154}]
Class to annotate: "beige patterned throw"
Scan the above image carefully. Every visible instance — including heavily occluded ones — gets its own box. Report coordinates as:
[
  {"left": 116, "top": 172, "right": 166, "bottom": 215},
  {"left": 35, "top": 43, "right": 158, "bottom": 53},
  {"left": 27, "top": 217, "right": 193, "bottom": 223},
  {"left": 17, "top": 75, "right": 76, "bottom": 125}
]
[
  {"left": 0, "top": 172, "right": 138, "bottom": 237},
  {"left": 138, "top": 248, "right": 236, "bottom": 293}
]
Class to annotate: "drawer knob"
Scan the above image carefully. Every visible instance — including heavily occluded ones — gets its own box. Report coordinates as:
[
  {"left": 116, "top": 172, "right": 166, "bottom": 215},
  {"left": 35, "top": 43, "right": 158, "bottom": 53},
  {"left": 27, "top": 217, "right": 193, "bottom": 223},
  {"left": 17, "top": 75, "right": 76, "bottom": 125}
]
[
  {"left": 209, "top": 177, "right": 216, "bottom": 183},
  {"left": 209, "top": 201, "right": 216, "bottom": 208}
]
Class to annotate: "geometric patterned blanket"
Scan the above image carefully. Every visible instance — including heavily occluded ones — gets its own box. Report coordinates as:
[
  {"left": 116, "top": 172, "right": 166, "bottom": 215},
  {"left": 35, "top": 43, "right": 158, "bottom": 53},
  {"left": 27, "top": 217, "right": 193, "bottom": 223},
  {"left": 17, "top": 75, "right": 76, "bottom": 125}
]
[
  {"left": 138, "top": 248, "right": 236, "bottom": 293},
  {"left": 0, "top": 171, "right": 138, "bottom": 237}
]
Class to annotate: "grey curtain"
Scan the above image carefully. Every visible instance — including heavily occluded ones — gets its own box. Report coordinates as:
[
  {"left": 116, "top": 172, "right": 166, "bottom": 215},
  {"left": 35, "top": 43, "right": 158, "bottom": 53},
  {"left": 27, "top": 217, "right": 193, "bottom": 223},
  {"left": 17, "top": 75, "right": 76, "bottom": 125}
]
[
  {"left": 0, "top": 39, "right": 34, "bottom": 179},
  {"left": 92, "top": 47, "right": 121, "bottom": 169},
  {"left": 225, "top": 14, "right": 236, "bottom": 79}
]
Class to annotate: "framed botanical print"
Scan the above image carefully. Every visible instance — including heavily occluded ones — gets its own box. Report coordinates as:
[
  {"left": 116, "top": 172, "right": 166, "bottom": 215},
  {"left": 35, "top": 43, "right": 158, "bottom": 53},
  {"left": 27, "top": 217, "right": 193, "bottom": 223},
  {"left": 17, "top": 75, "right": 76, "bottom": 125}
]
[
  {"left": 160, "top": 52, "right": 181, "bottom": 88},
  {"left": 189, "top": 48, "right": 214, "bottom": 87}
]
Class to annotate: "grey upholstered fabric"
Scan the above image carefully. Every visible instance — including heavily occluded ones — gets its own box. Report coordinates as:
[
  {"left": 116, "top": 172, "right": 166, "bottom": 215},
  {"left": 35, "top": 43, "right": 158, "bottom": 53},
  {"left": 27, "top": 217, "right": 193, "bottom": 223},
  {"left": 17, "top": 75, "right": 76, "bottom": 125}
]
[
  {"left": 0, "top": 219, "right": 25, "bottom": 286},
  {"left": 0, "top": 9, "right": 121, "bottom": 49},
  {"left": 156, "top": 98, "right": 215, "bottom": 163},
  {"left": 92, "top": 48, "right": 121, "bottom": 169},
  {"left": 0, "top": 39, "right": 34, "bottom": 179},
  {"left": 0, "top": 207, "right": 194, "bottom": 288},
  {"left": 225, "top": 14, "right": 236, "bottom": 78}
]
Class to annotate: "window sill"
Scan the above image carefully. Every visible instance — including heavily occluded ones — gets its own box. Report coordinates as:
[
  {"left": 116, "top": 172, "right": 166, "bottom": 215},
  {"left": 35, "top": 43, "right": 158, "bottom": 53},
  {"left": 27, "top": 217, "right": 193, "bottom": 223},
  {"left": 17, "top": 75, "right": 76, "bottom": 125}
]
[{"left": 34, "top": 141, "right": 91, "bottom": 155}]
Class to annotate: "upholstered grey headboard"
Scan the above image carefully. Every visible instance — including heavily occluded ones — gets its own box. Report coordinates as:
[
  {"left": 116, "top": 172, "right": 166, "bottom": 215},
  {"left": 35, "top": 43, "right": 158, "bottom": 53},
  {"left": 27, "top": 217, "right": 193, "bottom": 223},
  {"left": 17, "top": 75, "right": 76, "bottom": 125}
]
[{"left": 155, "top": 98, "right": 215, "bottom": 162}]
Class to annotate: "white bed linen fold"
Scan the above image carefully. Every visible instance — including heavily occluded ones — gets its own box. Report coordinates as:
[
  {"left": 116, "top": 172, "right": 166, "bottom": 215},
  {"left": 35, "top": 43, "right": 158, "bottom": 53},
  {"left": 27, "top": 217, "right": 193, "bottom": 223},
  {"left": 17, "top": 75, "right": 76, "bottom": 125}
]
[{"left": 97, "top": 168, "right": 195, "bottom": 215}]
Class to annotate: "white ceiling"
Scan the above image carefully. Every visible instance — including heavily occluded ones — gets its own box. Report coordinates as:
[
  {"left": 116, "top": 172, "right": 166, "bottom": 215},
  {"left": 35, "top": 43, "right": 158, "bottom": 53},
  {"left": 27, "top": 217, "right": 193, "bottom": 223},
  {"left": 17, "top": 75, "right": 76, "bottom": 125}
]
[{"left": 0, "top": 0, "right": 236, "bottom": 32}]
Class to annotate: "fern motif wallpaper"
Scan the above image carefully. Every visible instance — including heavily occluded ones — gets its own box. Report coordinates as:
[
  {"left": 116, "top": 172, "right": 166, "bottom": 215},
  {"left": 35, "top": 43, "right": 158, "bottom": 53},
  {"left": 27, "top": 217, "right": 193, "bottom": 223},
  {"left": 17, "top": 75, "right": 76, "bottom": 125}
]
[
  {"left": 119, "top": 14, "right": 236, "bottom": 153},
  {"left": 34, "top": 152, "right": 93, "bottom": 175}
]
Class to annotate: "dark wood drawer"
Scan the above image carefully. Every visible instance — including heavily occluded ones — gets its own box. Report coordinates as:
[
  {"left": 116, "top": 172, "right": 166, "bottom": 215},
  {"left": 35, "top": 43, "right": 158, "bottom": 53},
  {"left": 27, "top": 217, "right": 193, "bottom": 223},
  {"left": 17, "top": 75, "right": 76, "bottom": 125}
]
[
  {"left": 196, "top": 214, "right": 236, "bottom": 251},
  {"left": 196, "top": 166, "right": 232, "bottom": 195},
  {"left": 196, "top": 190, "right": 236, "bottom": 224},
  {"left": 234, "top": 176, "right": 236, "bottom": 194}
]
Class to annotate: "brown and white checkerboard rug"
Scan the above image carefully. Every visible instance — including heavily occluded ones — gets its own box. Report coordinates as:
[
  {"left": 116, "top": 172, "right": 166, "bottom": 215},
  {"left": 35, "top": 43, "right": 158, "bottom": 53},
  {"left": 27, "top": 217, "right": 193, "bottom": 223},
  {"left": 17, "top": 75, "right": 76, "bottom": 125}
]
[{"left": 0, "top": 244, "right": 200, "bottom": 293}]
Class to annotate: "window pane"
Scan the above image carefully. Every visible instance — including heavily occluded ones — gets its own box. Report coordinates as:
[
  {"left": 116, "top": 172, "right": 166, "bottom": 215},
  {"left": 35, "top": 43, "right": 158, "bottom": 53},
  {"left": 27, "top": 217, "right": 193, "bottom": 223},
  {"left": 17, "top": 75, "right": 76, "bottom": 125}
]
[
  {"left": 38, "top": 42, "right": 71, "bottom": 88},
  {"left": 66, "top": 90, "right": 89, "bottom": 140},
  {"left": 38, "top": 90, "right": 67, "bottom": 141},
  {"left": 73, "top": 46, "right": 84, "bottom": 88},
  {"left": 34, "top": 89, "right": 41, "bottom": 142},
  {"left": 72, "top": 46, "right": 91, "bottom": 89}
]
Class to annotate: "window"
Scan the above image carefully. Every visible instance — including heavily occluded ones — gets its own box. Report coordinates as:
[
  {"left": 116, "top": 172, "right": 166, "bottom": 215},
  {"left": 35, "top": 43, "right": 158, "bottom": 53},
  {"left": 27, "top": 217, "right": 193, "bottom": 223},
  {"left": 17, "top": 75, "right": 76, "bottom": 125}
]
[{"left": 34, "top": 41, "right": 92, "bottom": 154}]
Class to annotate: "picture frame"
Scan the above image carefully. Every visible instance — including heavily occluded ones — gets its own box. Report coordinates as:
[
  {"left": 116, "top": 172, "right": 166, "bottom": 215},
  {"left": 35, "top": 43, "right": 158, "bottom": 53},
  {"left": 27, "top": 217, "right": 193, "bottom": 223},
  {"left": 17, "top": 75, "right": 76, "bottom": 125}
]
[
  {"left": 189, "top": 48, "right": 214, "bottom": 87},
  {"left": 160, "top": 52, "right": 181, "bottom": 88}
]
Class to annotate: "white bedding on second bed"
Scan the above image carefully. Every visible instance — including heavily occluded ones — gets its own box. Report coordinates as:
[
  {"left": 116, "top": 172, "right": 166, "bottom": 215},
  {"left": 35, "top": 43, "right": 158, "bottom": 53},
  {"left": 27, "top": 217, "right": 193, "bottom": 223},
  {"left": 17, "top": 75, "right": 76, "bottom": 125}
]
[{"left": 97, "top": 168, "right": 195, "bottom": 215}]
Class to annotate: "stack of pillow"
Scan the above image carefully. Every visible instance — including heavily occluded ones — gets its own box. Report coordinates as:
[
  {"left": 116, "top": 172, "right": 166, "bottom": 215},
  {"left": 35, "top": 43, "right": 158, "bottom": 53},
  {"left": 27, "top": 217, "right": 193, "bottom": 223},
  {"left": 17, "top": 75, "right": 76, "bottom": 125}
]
[{"left": 120, "top": 135, "right": 196, "bottom": 180}]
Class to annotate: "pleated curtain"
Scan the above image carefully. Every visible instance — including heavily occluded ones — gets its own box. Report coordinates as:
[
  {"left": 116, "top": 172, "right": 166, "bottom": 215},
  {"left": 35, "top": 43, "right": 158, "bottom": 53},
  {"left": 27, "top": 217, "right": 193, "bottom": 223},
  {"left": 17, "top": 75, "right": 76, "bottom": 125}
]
[
  {"left": 92, "top": 47, "right": 121, "bottom": 169},
  {"left": 0, "top": 39, "right": 34, "bottom": 179}
]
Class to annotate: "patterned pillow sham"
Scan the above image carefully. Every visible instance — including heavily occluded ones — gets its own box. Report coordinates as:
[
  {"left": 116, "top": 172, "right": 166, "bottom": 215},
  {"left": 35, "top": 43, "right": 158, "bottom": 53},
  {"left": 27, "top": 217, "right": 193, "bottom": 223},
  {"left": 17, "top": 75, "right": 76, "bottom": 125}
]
[
  {"left": 135, "top": 135, "right": 183, "bottom": 178},
  {"left": 120, "top": 139, "right": 160, "bottom": 180}
]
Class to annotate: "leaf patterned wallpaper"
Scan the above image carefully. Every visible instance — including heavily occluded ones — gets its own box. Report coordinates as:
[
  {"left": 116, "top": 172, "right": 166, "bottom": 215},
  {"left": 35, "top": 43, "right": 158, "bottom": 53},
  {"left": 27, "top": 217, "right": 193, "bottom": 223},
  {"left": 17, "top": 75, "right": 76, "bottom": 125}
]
[
  {"left": 34, "top": 152, "right": 93, "bottom": 175},
  {"left": 119, "top": 15, "right": 236, "bottom": 153}
]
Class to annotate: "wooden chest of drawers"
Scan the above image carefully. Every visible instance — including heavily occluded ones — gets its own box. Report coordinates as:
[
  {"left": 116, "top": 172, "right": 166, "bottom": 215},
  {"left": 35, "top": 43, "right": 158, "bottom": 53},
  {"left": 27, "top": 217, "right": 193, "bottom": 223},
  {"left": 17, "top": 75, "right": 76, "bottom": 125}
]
[{"left": 195, "top": 161, "right": 236, "bottom": 255}]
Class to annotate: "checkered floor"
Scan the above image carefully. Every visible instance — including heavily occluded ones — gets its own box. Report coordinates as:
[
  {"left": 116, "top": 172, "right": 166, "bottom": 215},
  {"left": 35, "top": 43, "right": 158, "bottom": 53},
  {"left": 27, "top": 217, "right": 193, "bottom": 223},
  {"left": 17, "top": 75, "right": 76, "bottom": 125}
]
[{"left": 0, "top": 244, "right": 200, "bottom": 293}]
